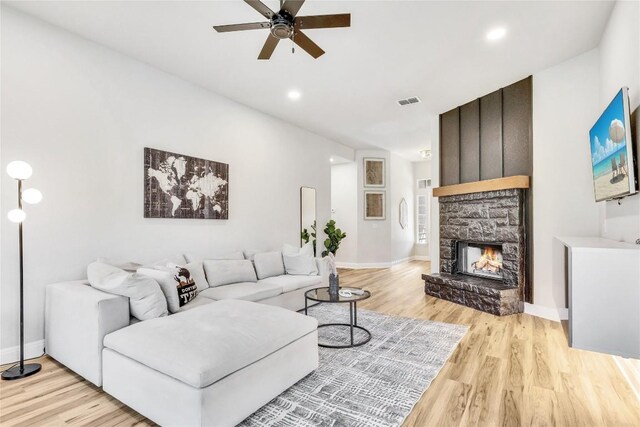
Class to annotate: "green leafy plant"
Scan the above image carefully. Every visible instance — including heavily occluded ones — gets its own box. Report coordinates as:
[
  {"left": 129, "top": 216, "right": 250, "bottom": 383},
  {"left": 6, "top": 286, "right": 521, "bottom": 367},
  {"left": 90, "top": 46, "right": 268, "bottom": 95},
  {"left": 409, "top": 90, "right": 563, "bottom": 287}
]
[
  {"left": 322, "top": 220, "right": 347, "bottom": 257},
  {"left": 301, "top": 221, "right": 317, "bottom": 256}
]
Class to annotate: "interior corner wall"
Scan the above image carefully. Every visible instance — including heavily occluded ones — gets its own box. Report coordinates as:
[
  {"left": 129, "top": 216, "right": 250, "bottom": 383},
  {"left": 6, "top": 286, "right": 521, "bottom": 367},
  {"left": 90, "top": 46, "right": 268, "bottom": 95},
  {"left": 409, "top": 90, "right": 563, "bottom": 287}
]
[
  {"left": 390, "top": 154, "right": 415, "bottom": 263},
  {"left": 413, "top": 160, "right": 431, "bottom": 258},
  {"left": 532, "top": 49, "right": 601, "bottom": 310},
  {"left": 0, "top": 6, "right": 354, "bottom": 354},
  {"left": 330, "top": 163, "right": 358, "bottom": 263},
  {"left": 355, "top": 150, "right": 392, "bottom": 264},
  {"left": 428, "top": 116, "right": 441, "bottom": 274},
  {"left": 599, "top": 0, "right": 640, "bottom": 244}
]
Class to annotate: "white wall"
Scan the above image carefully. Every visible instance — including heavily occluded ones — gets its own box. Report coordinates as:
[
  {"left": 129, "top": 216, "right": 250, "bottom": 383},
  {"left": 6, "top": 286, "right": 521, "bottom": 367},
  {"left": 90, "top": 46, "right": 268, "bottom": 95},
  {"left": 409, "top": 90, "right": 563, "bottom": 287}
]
[
  {"left": 330, "top": 163, "right": 358, "bottom": 262},
  {"left": 0, "top": 7, "right": 353, "bottom": 354},
  {"left": 355, "top": 150, "right": 392, "bottom": 264},
  {"left": 413, "top": 160, "right": 431, "bottom": 258},
  {"left": 532, "top": 49, "right": 602, "bottom": 310},
  {"left": 599, "top": 0, "right": 640, "bottom": 244},
  {"left": 390, "top": 154, "right": 414, "bottom": 262},
  {"left": 428, "top": 117, "right": 441, "bottom": 273}
]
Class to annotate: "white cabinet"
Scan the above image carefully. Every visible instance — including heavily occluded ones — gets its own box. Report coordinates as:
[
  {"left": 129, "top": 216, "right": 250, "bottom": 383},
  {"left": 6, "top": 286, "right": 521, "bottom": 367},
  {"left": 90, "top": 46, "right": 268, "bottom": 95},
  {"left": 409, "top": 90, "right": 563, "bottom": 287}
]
[{"left": 557, "top": 237, "right": 640, "bottom": 358}]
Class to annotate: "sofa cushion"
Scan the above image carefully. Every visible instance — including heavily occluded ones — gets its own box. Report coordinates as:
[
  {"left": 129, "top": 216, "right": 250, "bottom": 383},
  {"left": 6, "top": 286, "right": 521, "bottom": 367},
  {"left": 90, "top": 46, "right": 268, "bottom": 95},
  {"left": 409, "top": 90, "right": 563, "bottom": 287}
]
[
  {"left": 282, "top": 243, "right": 318, "bottom": 275},
  {"left": 258, "top": 275, "right": 322, "bottom": 293},
  {"left": 87, "top": 262, "right": 168, "bottom": 321},
  {"left": 203, "top": 260, "right": 257, "bottom": 287},
  {"left": 173, "top": 295, "right": 215, "bottom": 313},
  {"left": 137, "top": 267, "right": 199, "bottom": 313},
  {"left": 253, "top": 251, "right": 285, "bottom": 279},
  {"left": 198, "top": 282, "right": 282, "bottom": 302},
  {"left": 184, "top": 251, "right": 244, "bottom": 263},
  {"left": 103, "top": 300, "right": 318, "bottom": 388}
]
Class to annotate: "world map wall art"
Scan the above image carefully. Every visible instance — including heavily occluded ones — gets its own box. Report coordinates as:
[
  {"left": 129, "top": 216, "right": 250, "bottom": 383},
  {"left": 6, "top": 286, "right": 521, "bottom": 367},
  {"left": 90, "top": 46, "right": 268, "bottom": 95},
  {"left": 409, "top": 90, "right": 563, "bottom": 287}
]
[{"left": 144, "top": 147, "right": 229, "bottom": 219}]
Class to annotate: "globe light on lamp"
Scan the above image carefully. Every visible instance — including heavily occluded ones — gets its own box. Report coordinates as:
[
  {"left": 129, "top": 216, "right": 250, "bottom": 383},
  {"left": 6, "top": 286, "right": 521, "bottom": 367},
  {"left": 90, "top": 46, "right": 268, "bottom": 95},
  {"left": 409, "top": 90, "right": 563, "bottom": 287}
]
[
  {"left": 6, "top": 161, "right": 33, "bottom": 180},
  {"left": 7, "top": 209, "right": 26, "bottom": 223},
  {"left": 21, "top": 188, "right": 43, "bottom": 205},
  {"left": 2, "top": 161, "right": 42, "bottom": 380}
]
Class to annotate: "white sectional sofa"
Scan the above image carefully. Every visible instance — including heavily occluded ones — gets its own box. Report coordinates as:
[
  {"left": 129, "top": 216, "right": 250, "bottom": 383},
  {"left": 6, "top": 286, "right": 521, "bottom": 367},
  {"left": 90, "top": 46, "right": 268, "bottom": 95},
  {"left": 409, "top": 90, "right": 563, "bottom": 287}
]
[{"left": 45, "top": 249, "right": 328, "bottom": 426}]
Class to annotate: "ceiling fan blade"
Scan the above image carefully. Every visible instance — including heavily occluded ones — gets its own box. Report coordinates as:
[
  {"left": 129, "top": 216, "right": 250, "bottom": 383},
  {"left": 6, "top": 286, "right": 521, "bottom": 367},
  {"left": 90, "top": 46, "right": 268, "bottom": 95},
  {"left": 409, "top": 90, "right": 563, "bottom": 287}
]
[
  {"left": 213, "top": 21, "right": 270, "bottom": 33},
  {"left": 244, "top": 0, "right": 275, "bottom": 19},
  {"left": 258, "top": 35, "right": 280, "bottom": 60},
  {"left": 295, "top": 14, "right": 351, "bottom": 30},
  {"left": 292, "top": 29, "right": 324, "bottom": 59},
  {"left": 280, "top": 0, "right": 305, "bottom": 17}
]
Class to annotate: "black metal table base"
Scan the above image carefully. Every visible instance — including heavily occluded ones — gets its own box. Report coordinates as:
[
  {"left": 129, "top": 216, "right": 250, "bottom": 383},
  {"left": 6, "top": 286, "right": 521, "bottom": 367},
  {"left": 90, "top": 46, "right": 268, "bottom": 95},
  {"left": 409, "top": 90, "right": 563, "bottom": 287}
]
[
  {"left": 317, "top": 323, "right": 372, "bottom": 348},
  {"left": 305, "top": 295, "right": 371, "bottom": 348}
]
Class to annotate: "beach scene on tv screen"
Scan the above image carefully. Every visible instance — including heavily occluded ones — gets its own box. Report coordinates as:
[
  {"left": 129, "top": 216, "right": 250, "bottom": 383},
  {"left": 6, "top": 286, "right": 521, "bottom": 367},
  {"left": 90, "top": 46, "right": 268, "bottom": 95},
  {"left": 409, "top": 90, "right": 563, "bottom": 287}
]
[{"left": 590, "top": 90, "right": 630, "bottom": 201}]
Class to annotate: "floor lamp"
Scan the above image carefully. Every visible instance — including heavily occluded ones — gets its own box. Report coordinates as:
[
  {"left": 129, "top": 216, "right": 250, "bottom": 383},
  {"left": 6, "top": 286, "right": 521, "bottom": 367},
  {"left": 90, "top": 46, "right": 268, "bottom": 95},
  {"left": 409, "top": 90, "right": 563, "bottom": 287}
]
[{"left": 2, "top": 161, "right": 43, "bottom": 380}]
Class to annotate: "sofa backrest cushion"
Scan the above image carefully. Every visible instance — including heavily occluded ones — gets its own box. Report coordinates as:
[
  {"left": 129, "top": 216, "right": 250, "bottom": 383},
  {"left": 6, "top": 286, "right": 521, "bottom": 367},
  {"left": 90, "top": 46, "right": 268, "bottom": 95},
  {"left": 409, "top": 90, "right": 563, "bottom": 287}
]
[
  {"left": 184, "top": 251, "right": 245, "bottom": 264},
  {"left": 137, "top": 266, "right": 199, "bottom": 313},
  {"left": 88, "top": 262, "right": 168, "bottom": 320},
  {"left": 253, "top": 251, "right": 286, "bottom": 279},
  {"left": 203, "top": 260, "right": 257, "bottom": 287}
]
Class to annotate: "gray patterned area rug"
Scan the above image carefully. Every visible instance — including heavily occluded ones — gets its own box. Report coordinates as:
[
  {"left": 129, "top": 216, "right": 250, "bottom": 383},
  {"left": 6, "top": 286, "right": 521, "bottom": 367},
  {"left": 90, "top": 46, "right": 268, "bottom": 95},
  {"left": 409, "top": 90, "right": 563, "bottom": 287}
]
[{"left": 239, "top": 304, "right": 468, "bottom": 427}]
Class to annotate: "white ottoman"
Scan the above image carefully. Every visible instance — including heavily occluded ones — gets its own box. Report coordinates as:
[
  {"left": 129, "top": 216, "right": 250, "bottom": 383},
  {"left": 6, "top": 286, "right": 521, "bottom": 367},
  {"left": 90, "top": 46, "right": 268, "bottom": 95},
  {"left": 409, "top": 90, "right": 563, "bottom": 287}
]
[{"left": 102, "top": 299, "right": 318, "bottom": 426}]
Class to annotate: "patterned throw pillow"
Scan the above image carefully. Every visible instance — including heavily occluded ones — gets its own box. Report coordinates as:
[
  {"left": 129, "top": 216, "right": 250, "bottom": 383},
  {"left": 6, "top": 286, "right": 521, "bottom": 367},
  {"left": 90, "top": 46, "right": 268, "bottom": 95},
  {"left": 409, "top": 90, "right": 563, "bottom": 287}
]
[{"left": 137, "top": 266, "right": 198, "bottom": 313}]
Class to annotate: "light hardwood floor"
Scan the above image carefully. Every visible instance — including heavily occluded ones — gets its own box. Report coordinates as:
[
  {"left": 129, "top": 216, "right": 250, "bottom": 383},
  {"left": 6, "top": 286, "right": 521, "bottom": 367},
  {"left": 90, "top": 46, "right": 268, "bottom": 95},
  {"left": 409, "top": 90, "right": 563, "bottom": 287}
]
[{"left": 1, "top": 261, "right": 639, "bottom": 426}]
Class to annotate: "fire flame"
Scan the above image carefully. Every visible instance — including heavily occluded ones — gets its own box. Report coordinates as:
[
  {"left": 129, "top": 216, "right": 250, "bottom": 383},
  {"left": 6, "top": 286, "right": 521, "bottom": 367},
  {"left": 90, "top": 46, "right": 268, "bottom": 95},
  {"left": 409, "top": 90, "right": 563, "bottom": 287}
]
[{"left": 472, "top": 246, "right": 503, "bottom": 273}]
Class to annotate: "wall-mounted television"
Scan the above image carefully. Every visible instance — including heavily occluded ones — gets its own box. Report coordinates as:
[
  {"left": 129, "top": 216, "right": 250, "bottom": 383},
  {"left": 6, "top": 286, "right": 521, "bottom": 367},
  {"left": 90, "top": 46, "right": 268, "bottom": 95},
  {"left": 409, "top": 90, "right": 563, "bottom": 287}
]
[{"left": 589, "top": 87, "right": 637, "bottom": 202}]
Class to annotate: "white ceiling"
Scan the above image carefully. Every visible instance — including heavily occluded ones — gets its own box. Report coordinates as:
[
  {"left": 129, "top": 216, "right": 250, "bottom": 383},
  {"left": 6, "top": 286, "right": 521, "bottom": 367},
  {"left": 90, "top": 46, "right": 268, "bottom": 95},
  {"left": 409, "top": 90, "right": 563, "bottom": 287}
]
[{"left": 7, "top": 1, "right": 614, "bottom": 161}]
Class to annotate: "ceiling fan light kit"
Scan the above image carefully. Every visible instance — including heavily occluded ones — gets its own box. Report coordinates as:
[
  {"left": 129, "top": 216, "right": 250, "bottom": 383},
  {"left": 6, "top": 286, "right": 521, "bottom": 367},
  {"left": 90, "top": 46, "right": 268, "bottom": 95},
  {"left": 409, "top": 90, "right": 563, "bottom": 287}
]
[{"left": 213, "top": 0, "right": 351, "bottom": 60}]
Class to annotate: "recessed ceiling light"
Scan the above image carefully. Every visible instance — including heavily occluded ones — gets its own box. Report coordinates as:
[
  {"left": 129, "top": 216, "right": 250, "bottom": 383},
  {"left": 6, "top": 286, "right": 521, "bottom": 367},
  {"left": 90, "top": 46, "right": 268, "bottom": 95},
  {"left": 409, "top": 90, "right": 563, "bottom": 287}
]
[
  {"left": 329, "top": 157, "right": 334, "bottom": 163},
  {"left": 486, "top": 27, "right": 507, "bottom": 41},
  {"left": 287, "top": 90, "right": 301, "bottom": 100}
]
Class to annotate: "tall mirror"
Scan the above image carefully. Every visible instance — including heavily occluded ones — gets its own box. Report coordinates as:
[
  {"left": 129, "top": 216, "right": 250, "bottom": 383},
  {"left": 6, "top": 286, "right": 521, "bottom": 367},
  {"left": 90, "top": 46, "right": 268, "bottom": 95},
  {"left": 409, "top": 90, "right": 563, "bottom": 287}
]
[{"left": 300, "top": 187, "right": 317, "bottom": 252}]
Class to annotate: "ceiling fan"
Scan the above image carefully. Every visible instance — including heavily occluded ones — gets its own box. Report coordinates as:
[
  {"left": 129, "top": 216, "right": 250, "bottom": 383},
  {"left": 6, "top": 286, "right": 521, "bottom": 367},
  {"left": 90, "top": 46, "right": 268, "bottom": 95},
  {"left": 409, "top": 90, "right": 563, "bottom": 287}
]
[{"left": 213, "top": 0, "right": 351, "bottom": 59}]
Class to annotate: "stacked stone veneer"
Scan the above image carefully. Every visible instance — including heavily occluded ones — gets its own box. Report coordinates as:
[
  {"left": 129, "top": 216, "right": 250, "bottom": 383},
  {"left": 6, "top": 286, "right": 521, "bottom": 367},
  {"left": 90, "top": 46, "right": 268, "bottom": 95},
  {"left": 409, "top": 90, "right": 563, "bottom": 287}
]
[{"left": 423, "top": 188, "right": 526, "bottom": 316}]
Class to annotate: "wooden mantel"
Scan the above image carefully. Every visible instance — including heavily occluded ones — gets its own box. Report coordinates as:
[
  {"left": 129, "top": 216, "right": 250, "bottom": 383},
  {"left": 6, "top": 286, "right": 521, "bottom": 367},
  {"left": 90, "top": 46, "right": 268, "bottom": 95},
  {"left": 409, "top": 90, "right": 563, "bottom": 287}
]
[{"left": 433, "top": 175, "right": 530, "bottom": 197}]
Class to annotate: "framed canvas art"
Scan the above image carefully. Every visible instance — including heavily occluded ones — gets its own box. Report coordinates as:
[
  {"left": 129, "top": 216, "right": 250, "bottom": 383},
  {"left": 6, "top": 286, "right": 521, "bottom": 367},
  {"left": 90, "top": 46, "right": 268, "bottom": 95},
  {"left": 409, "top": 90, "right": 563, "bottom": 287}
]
[
  {"left": 144, "top": 147, "right": 229, "bottom": 219},
  {"left": 364, "top": 157, "right": 385, "bottom": 187},
  {"left": 364, "top": 191, "right": 385, "bottom": 220}
]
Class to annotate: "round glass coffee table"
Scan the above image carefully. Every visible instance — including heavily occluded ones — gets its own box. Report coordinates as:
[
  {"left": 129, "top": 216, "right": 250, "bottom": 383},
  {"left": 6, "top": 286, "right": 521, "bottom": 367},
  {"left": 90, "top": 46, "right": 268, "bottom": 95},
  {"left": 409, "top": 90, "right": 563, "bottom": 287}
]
[{"left": 304, "top": 287, "right": 372, "bottom": 348}]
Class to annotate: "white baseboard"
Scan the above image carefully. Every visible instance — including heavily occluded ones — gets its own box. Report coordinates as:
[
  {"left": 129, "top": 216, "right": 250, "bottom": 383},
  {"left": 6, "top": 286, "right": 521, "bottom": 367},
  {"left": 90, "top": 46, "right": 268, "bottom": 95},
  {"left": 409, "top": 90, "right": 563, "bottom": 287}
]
[
  {"left": 1, "top": 339, "right": 45, "bottom": 365},
  {"left": 337, "top": 256, "right": 431, "bottom": 270},
  {"left": 336, "top": 262, "right": 392, "bottom": 269},
  {"left": 524, "top": 303, "right": 568, "bottom": 322}
]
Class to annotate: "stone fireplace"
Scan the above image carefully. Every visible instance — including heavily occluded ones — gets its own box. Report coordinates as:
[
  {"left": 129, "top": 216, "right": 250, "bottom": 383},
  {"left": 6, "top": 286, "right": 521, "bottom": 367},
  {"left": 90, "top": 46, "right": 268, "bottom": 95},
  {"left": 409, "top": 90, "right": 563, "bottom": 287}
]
[{"left": 422, "top": 177, "right": 529, "bottom": 316}]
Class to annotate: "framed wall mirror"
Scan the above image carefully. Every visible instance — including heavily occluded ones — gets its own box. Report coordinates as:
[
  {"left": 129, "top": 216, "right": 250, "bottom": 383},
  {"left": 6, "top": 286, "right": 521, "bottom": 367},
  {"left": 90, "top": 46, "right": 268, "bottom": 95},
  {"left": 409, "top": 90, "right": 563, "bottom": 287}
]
[
  {"left": 300, "top": 187, "right": 317, "bottom": 250},
  {"left": 399, "top": 198, "right": 408, "bottom": 229}
]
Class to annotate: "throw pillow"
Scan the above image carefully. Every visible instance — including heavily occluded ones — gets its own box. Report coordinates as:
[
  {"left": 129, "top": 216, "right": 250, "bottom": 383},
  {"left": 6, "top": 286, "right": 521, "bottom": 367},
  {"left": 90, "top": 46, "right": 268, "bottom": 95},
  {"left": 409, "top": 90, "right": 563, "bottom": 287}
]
[
  {"left": 282, "top": 243, "right": 318, "bottom": 275},
  {"left": 166, "top": 261, "right": 209, "bottom": 293},
  {"left": 184, "top": 251, "right": 244, "bottom": 263},
  {"left": 202, "top": 260, "right": 257, "bottom": 287},
  {"left": 96, "top": 257, "right": 143, "bottom": 273},
  {"left": 253, "top": 251, "right": 285, "bottom": 279},
  {"left": 283, "top": 254, "right": 318, "bottom": 275},
  {"left": 137, "top": 266, "right": 199, "bottom": 313},
  {"left": 88, "top": 262, "right": 168, "bottom": 320},
  {"left": 283, "top": 242, "right": 314, "bottom": 257}
]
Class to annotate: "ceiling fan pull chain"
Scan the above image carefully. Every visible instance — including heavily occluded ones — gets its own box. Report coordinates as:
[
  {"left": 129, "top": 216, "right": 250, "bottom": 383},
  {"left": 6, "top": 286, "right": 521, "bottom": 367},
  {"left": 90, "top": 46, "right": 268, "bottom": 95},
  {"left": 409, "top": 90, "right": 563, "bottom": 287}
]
[{"left": 291, "top": 33, "right": 295, "bottom": 54}]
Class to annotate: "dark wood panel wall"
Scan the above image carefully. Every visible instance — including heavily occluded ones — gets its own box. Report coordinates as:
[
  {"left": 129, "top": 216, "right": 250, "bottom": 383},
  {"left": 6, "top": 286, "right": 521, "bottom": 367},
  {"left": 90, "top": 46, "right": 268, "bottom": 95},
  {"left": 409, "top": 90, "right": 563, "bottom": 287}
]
[
  {"left": 438, "top": 76, "right": 533, "bottom": 303},
  {"left": 439, "top": 76, "right": 532, "bottom": 185}
]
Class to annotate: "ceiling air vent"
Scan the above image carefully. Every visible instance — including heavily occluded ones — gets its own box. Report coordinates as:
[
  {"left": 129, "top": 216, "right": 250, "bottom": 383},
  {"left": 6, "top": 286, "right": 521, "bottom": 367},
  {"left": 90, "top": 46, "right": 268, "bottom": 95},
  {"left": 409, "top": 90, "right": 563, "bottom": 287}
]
[{"left": 397, "top": 96, "right": 421, "bottom": 106}]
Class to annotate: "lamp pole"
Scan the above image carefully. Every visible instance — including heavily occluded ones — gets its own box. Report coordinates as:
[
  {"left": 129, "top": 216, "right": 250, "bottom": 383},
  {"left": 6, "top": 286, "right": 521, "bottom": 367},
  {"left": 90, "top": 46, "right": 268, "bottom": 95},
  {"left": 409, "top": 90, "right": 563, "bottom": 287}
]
[{"left": 2, "top": 162, "right": 42, "bottom": 380}]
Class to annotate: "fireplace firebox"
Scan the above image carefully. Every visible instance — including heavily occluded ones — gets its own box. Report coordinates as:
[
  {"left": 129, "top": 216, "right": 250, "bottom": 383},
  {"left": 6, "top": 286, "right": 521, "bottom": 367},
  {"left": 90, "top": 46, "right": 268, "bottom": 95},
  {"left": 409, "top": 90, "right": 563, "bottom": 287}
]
[{"left": 456, "top": 242, "right": 504, "bottom": 281}]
